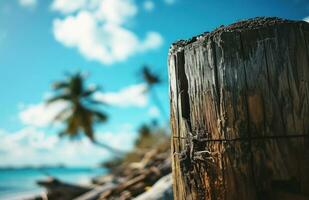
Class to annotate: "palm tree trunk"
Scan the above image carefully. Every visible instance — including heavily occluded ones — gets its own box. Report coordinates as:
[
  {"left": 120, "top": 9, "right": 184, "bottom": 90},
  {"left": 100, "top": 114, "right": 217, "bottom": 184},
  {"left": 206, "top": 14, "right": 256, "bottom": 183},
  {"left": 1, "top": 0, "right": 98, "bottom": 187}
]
[
  {"left": 150, "top": 87, "right": 168, "bottom": 122},
  {"left": 92, "top": 140, "right": 125, "bottom": 157}
]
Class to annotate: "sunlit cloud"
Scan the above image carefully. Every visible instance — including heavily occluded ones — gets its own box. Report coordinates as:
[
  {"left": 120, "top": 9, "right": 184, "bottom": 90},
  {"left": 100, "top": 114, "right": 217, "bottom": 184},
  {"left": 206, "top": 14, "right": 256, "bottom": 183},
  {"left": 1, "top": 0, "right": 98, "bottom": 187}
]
[
  {"left": 143, "top": 0, "right": 155, "bottom": 11},
  {"left": 94, "top": 83, "right": 148, "bottom": 107},
  {"left": 51, "top": 0, "right": 88, "bottom": 14},
  {"left": 0, "top": 126, "right": 137, "bottom": 167},
  {"left": 19, "top": 0, "right": 37, "bottom": 8},
  {"left": 0, "top": 127, "right": 59, "bottom": 159},
  {"left": 19, "top": 100, "right": 69, "bottom": 128},
  {"left": 95, "top": 0, "right": 138, "bottom": 25},
  {"left": 51, "top": 0, "right": 163, "bottom": 65},
  {"left": 304, "top": 16, "right": 309, "bottom": 22}
]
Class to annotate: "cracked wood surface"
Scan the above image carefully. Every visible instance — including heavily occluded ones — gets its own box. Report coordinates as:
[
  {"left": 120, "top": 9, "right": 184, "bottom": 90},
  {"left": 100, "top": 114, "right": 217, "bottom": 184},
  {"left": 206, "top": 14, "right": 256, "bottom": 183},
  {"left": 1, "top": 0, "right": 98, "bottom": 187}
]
[{"left": 168, "top": 17, "right": 309, "bottom": 200}]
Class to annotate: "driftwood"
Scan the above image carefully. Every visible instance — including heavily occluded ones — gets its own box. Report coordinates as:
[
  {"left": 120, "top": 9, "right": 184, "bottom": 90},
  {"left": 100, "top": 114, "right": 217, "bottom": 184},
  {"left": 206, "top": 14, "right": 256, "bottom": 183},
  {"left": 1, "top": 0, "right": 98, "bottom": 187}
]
[
  {"left": 99, "top": 157, "right": 171, "bottom": 200},
  {"left": 35, "top": 177, "right": 91, "bottom": 200},
  {"left": 34, "top": 148, "right": 171, "bottom": 200},
  {"left": 168, "top": 17, "right": 309, "bottom": 200},
  {"left": 73, "top": 183, "right": 116, "bottom": 200},
  {"left": 32, "top": 152, "right": 171, "bottom": 200},
  {"left": 133, "top": 173, "right": 173, "bottom": 200},
  {"left": 65, "top": 140, "right": 172, "bottom": 200}
]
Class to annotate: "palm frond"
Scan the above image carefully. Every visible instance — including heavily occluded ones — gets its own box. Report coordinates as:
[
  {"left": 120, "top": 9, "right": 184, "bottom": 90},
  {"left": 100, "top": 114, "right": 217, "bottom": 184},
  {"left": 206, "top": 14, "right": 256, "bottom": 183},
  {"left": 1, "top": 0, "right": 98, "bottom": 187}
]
[
  {"left": 53, "top": 106, "right": 71, "bottom": 122},
  {"left": 85, "top": 98, "right": 109, "bottom": 106},
  {"left": 83, "top": 125, "right": 94, "bottom": 141},
  {"left": 46, "top": 94, "right": 71, "bottom": 104},
  {"left": 65, "top": 114, "right": 80, "bottom": 137},
  {"left": 70, "top": 73, "right": 83, "bottom": 96},
  {"left": 52, "top": 81, "right": 69, "bottom": 90},
  {"left": 79, "top": 107, "right": 94, "bottom": 140},
  {"left": 46, "top": 72, "right": 122, "bottom": 154},
  {"left": 141, "top": 65, "right": 161, "bottom": 86},
  {"left": 92, "top": 110, "right": 108, "bottom": 122},
  {"left": 82, "top": 88, "right": 98, "bottom": 97},
  {"left": 138, "top": 124, "right": 151, "bottom": 137}
]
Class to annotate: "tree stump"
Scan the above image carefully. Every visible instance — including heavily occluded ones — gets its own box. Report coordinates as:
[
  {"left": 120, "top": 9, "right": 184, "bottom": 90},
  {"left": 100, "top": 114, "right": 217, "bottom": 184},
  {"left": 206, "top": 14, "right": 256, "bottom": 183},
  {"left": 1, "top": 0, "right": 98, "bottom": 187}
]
[{"left": 168, "top": 17, "right": 309, "bottom": 200}]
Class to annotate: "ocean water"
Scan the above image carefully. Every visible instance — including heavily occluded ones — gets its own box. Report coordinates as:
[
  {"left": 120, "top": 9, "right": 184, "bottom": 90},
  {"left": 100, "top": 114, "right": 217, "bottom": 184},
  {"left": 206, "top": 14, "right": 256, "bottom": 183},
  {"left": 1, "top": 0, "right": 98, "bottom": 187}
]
[{"left": 0, "top": 167, "right": 107, "bottom": 200}]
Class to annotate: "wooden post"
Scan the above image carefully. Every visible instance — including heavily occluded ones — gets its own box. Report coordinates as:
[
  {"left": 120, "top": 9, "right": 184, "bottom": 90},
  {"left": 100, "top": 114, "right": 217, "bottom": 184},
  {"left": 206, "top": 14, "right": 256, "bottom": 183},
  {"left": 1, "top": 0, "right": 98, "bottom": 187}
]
[{"left": 168, "top": 17, "right": 309, "bottom": 200}]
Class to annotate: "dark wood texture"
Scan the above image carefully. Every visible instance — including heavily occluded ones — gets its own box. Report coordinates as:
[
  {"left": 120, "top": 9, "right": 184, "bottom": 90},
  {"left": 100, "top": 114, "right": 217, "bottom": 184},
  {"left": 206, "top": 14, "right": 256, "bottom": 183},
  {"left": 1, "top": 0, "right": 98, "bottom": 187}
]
[{"left": 168, "top": 17, "right": 309, "bottom": 200}]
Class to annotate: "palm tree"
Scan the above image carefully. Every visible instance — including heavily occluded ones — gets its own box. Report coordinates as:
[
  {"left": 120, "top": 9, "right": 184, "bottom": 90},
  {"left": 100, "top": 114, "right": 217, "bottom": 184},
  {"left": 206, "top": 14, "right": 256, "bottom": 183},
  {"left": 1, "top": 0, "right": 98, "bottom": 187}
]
[
  {"left": 47, "top": 72, "right": 123, "bottom": 155},
  {"left": 141, "top": 65, "right": 168, "bottom": 120}
]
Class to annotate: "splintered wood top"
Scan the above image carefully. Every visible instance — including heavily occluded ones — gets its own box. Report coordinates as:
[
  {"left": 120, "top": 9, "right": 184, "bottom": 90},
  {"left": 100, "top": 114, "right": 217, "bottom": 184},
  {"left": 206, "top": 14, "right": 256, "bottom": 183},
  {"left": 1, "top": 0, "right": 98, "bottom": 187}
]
[{"left": 169, "top": 17, "right": 309, "bottom": 54}]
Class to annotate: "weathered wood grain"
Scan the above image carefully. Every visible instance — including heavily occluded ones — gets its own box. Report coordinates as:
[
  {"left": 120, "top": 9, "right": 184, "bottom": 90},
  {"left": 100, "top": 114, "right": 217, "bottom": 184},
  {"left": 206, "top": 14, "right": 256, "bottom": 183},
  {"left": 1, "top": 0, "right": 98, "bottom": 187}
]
[{"left": 168, "top": 17, "right": 309, "bottom": 200}]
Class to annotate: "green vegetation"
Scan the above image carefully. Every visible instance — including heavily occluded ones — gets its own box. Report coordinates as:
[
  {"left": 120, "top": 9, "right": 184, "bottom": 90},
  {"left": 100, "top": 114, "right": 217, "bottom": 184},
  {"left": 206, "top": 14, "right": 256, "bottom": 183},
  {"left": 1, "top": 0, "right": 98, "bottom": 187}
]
[
  {"left": 141, "top": 65, "right": 167, "bottom": 120},
  {"left": 47, "top": 72, "right": 123, "bottom": 155},
  {"left": 102, "top": 120, "right": 170, "bottom": 170}
]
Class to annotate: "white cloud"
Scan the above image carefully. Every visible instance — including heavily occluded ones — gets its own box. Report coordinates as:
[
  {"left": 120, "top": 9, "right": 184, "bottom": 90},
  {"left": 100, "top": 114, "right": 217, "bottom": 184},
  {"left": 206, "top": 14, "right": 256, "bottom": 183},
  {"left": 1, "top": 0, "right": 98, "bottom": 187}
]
[
  {"left": 0, "top": 128, "right": 59, "bottom": 161},
  {"left": 51, "top": 0, "right": 88, "bottom": 14},
  {"left": 94, "top": 83, "right": 148, "bottom": 107},
  {"left": 304, "top": 16, "right": 309, "bottom": 22},
  {"left": 51, "top": 0, "right": 163, "bottom": 65},
  {"left": 19, "top": 0, "right": 37, "bottom": 8},
  {"left": 148, "top": 106, "right": 160, "bottom": 117},
  {"left": 140, "top": 32, "right": 163, "bottom": 50},
  {"left": 0, "top": 126, "right": 137, "bottom": 167},
  {"left": 95, "top": 0, "right": 138, "bottom": 25},
  {"left": 143, "top": 0, "right": 155, "bottom": 11},
  {"left": 19, "top": 83, "right": 148, "bottom": 128},
  {"left": 19, "top": 100, "right": 69, "bottom": 127},
  {"left": 163, "top": 0, "right": 176, "bottom": 5}
]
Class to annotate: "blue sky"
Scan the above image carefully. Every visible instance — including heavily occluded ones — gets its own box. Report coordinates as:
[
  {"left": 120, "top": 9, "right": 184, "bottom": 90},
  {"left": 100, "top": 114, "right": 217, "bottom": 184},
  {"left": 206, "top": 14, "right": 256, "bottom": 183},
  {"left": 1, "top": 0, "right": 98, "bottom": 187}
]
[{"left": 0, "top": 0, "right": 308, "bottom": 167}]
